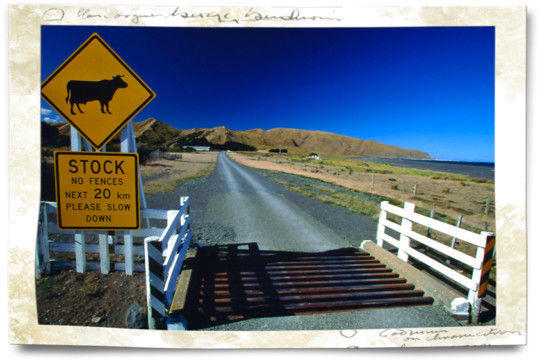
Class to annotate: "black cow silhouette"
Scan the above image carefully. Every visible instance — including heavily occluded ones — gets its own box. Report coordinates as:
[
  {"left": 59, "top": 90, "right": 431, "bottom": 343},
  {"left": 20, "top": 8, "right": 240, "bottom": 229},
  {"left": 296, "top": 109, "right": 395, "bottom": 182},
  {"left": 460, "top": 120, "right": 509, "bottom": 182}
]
[{"left": 65, "top": 75, "right": 128, "bottom": 115}]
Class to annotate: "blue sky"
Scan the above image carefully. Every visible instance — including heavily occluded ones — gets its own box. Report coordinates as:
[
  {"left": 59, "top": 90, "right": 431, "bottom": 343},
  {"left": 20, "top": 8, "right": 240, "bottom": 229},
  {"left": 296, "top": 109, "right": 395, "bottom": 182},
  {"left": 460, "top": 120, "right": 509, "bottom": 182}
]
[{"left": 41, "top": 25, "right": 495, "bottom": 162}]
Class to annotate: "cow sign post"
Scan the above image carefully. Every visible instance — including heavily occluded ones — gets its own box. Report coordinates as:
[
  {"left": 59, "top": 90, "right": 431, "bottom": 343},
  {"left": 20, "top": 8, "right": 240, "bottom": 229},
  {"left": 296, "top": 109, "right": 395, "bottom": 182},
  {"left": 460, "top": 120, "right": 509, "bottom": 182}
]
[
  {"left": 41, "top": 33, "right": 154, "bottom": 232},
  {"left": 41, "top": 33, "right": 155, "bottom": 150}
]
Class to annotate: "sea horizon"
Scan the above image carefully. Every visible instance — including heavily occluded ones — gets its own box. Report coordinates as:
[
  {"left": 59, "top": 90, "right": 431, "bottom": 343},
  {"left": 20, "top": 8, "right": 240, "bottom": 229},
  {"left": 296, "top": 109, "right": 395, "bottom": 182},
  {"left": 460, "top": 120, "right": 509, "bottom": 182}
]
[{"left": 357, "top": 157, "right": 494, "bottom": 180}]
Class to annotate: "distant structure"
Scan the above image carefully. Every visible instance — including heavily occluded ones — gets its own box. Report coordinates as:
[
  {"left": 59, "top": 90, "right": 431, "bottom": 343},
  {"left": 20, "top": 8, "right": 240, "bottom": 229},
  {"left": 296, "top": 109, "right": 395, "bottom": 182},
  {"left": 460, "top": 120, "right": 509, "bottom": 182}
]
[
  {"left": 183, "top": 146, "right": 210, "bottom": 151},
  {"left": 307, "top": 153, "right": 322, "bottom": 161}
]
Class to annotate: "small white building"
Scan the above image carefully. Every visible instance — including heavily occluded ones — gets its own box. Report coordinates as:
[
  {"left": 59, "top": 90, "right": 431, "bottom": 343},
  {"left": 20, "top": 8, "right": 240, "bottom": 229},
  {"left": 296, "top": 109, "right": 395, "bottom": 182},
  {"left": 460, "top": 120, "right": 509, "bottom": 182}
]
[
  {"left": 183, "top": 146, "right": 210, "bottom": 151},
  {"left": 307, "top": 154, "right": 322, "bottom": 161}
]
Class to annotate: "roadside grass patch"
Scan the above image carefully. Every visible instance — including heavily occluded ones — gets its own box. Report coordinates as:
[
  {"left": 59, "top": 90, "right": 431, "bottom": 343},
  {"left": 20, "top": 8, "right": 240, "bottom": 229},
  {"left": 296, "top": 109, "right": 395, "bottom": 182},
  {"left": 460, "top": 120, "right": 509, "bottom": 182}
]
[
  {"left": 283, "top": 155, "right": 474, "bottom": 182},
  {"left": 144, "top": 163, "right": 216, "bottom": 194},
  {"left": 269, "top": 174, "right": 382, "bottom": 219}
]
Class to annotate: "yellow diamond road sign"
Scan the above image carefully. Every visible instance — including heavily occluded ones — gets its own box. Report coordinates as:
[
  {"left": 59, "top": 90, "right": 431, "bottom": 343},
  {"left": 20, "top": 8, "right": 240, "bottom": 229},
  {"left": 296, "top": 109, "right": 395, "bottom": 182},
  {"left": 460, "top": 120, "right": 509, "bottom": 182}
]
[
  {"left": 42, "top": 33, "right": 155, "bottom": 150},
  {"left": 54, "top": 151, "right": 140, "bottom": 230}
]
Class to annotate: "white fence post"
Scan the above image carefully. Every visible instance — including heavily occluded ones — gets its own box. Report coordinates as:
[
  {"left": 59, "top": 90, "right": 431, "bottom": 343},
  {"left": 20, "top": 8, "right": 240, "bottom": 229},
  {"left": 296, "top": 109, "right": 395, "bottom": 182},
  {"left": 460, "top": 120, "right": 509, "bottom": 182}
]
[
  {"left": 36, "top": 203, "right": 51, "bottom": 277},
  {"left": 99, "top": 232, "right": 110, "bottom": 274},
  {"left": 397, "top": 202, "right": 415, "bottom": 262},
  {"left": 75, "top": 233, "right": 86, "bottom": 273},
  {"left": 469, "top": 232, "right": 496, "bottom": 324},
  {"left": 124, "top": 232, "right": 134, "bottom": 275},
  {"left": 376, "top": 201, "right": 388, "bottom": 247}
]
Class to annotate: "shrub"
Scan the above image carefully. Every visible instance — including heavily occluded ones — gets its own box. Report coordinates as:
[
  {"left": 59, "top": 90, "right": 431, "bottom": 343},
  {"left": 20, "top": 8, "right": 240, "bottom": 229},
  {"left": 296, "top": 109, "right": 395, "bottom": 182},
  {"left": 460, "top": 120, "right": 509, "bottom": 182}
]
[
  {"left": 390, "top": 184, "right": 399, "bottom": 190},
  {"left": 470, "top": 178, "right": 489, "bottom": 183}
]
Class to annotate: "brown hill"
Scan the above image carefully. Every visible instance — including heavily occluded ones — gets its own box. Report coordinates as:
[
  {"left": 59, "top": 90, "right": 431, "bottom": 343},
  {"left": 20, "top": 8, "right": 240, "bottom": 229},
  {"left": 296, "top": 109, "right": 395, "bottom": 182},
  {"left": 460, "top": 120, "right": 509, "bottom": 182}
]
[
  {"left": 47, "top": 118, "right": 431, "bottom": 158},
  {"left": 132, "top": 118, "right": 431, "bottom": 158},
  {"left": 133, "top": 118, "right": 182, "bottom": 145},
  {"left": 241, "top": 128, "right": 431, "bottom": 158}
]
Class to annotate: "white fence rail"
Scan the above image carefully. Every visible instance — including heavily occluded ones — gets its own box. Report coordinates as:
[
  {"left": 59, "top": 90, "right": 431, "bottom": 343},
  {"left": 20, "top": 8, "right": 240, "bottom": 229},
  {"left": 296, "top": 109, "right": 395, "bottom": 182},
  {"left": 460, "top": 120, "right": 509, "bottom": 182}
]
[
  {"left": 375, "top": 201, "right": 495, "bottom": 323},
  {"left": 36, "top": 197, "right": 192, "bottom": 278}
]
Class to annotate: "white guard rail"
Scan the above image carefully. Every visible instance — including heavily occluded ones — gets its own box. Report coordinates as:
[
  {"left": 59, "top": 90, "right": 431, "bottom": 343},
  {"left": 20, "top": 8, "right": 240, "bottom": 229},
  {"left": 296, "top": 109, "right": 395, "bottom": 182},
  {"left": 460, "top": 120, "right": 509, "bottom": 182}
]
[
  {"left": 144, "top": 197, "right": 192, "bottom": 330},
  {"left": 374, "top": 201, "right": 495, "bottom": 323}
]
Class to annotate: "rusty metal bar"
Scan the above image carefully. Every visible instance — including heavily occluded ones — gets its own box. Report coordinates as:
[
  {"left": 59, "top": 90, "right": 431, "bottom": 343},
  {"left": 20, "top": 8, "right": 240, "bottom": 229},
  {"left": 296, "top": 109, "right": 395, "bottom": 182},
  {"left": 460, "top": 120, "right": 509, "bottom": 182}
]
[
  {"left": 208, "top": 296, "right": 434, "bottom": 315},
  {"left": 204, "top": 289, "right": 428, "bottom": 305},
  {"left": 206, "top": 282, "right": 417, "bottom": 298},
  {"left": 212, "top": 266, "right": 389, "bottom": 277}
]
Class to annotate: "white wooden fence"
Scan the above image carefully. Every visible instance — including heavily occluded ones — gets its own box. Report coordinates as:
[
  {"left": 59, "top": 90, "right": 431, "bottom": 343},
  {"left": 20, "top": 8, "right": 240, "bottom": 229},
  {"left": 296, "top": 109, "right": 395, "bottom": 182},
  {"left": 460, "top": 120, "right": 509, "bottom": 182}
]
[
  {"left": 374, "top": 201, "right": 495, "bottom": 323},
  {"left": 36, "top": 197, "right": 191, "bottom": 276},
  {"left": 37, "top": 196, "right": 192, "bottom": 329},
  {"left": 144, "top": 197, "right": 193, "bottom": 330}
]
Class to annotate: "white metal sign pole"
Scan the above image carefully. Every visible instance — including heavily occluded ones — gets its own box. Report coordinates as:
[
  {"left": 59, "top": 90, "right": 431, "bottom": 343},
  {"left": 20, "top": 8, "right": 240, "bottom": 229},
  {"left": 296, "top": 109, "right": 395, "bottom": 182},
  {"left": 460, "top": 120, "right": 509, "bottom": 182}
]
[
  {"left": 70, "top": 127, "right": 86, "bottom": 273},
  {"left": 121, "top": 122, "right": 147, "bottom": 208},
  {"left": 119, "top": 121, "right": 148, "bottom": 275}
]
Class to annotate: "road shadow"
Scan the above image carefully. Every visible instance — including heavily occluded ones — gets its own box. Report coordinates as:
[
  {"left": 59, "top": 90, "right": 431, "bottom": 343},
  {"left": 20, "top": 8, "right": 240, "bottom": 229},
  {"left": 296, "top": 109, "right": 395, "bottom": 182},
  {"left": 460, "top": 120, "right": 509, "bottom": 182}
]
[{"left": 184, "top": 243, "right": 434, "bottom": 330}]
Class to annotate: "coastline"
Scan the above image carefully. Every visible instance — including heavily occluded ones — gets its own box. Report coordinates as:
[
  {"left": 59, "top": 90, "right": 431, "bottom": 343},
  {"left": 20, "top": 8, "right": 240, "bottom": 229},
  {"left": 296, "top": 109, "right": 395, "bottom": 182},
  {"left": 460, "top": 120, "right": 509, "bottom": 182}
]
[{"left": 359, "top": 158, "right": 494, "bottom": 180}]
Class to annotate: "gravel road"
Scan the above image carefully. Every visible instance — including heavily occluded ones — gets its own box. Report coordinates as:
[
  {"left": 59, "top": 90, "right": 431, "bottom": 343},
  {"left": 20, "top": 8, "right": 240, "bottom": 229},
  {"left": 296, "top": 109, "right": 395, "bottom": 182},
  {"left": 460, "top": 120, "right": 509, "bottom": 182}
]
[
  {"left": 145, "top": 152, "right": 461, "bottom": 330},
  {"left": 146, "top": 151, "right": 378, "bottom": 250}
]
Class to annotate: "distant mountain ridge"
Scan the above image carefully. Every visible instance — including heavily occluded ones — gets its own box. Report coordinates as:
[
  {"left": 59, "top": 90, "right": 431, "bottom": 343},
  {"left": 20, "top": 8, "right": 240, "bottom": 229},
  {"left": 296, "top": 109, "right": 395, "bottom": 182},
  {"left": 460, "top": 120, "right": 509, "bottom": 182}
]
[
  {"left": 132, "top": 118, "right": 432, "bottom": 159},
  {"left": 44, "top": 118, "right": 431, "bottom": 159}
]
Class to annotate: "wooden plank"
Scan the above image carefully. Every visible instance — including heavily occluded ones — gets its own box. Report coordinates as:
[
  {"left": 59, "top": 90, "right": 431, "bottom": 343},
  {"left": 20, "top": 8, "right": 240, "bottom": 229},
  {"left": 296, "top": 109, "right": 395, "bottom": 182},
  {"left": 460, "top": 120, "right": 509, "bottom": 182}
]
[
  {"left": 379, "top": 232, "right": 477, "bottom": 291},
  {"left": 381, "top": 201, "right": 490, "bottom": 247},
  {"left": 168, "top": 247, "right": 200, "bottom": 330},
  {"left": 380, "top": 218, "right": 480, "bottom": 269}
]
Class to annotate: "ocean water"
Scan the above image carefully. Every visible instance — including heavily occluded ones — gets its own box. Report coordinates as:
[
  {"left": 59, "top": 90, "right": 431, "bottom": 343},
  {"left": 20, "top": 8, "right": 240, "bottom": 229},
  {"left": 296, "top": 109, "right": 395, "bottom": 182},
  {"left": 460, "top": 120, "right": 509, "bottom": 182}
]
[{"left": 358, "top": 158, "right": 495, "bottom": 180}]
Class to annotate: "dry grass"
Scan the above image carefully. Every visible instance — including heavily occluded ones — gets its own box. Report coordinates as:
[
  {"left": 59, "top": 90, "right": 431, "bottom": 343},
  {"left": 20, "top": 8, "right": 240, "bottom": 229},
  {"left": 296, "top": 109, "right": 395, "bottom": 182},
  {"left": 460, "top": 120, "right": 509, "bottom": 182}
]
[
  {"left": 229, "top": 152, "right": 495, "bottom": 233},
  {"left": 140, "top": 152, "right": 218, "bottom": 193}
]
